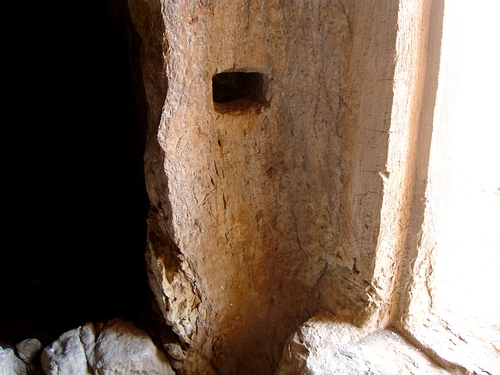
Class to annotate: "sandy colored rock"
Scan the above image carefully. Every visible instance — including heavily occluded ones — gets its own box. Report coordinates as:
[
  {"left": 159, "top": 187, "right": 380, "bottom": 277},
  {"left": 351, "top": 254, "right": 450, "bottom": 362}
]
[
  {"left": 128, "top": 0, "right": 495, "bottom": 373},
  {"left": 131, "top": 0, "right": 409, "bottom": 373},
  {"left": 137, "top": 0, "right": 364, "bottom": 373}
]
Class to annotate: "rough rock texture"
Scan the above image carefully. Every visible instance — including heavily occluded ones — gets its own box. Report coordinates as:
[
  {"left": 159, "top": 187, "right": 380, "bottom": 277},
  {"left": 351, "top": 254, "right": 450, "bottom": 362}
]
[
  {"left": 42, "top": 324, "right": 94, "bottom": 375},
  {"left": 16, "top": 338, "right": 42, "bottom": 367},
  {"left": 0, "top": 346, "right": 27, "bottom": 375},
  {"left": 276, "top": 310, "right": 449, "bottom": 375},
  {"left": 16, "top": 338, "right": 43, "bottom": 374},
  {"left": 126, "top": 0, "right": 495, "bottom": 373},
  {"left": 129, "top": 0, "right": 416, "bottom": 373},
  {"left": 156, "top": 2, "right": 351, "bottom": 374},
  {"left": 41, "top": 319, "right": 174, "bottom": 375},
  {"left": 402, "top": 312, "right": 500, "bottom": 375}
]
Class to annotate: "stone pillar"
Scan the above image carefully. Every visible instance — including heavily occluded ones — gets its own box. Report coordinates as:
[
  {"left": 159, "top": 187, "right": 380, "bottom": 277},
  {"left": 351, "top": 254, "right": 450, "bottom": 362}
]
[{"left": 130, "top": 1, "right": 407, "bottom": 374}]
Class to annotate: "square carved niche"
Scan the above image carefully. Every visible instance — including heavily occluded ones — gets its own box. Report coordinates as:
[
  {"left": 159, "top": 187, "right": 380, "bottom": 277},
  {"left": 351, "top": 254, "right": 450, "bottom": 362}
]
[{"left": 212, "top": 71, "right": 268, "bottom": 113}]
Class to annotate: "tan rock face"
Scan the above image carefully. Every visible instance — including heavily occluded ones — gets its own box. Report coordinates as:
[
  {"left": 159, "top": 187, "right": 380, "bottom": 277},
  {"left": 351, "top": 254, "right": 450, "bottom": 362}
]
[
  {"left": 130, "top": 0, "right": 402, "bottom": 374},
  {"left": 157, "top": 2, "right": 349, "bottom": 373}
]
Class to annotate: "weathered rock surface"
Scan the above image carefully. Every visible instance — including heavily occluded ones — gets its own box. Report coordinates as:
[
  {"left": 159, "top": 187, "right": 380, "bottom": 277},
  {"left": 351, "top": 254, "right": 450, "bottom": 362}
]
[
  {"left": 0, "top": 346, "right": 28, "bottom": 375},
  {"left": 126, "top": 0, "right": 495, "bottom": 373},
  {"left": 41, "top": 319, "right": 174, "bottom": 375},
  {"left": 131, "top": 0, "right": 382, "bottom": 373},
  {"left": 276, "top": 310, "right": 449, "bottom": 375},
  {"left": 16, "top": 338, "right": 42, "bottom": 367},
  {"left": 16, "top": 338, "right": 43, "bottom": 374},
  {"left": 42, "top": 323, "right": 95, "bottom": 375}
]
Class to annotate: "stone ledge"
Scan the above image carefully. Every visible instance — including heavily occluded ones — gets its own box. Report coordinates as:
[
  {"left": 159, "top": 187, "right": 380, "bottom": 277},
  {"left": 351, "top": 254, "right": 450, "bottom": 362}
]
[{"left": 276, "top": 310, "right": 450, "bottom": 375}]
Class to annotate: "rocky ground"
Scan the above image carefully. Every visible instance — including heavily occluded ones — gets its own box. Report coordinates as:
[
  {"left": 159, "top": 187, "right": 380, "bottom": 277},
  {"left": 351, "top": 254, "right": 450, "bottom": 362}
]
[{"left": 1, "top": 311, "right": 451, "bottom": 375}]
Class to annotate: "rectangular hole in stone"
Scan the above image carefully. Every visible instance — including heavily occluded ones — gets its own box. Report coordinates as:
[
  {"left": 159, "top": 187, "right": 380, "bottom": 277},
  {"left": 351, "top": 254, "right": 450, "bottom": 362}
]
[{"left": 212, "top": 72, "right": 267, "bottom": 113}]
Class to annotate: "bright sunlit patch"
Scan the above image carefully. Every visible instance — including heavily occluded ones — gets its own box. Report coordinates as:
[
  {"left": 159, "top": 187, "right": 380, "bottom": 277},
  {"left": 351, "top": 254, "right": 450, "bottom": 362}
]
[{"left": 429, "top": 0, "right": 500, "bottom": 336}]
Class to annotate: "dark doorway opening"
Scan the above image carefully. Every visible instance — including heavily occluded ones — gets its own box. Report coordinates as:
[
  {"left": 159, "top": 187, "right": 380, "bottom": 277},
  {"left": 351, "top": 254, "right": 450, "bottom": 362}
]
[{"left": 1, "top": 0, "right": 151, "bottom": 347}]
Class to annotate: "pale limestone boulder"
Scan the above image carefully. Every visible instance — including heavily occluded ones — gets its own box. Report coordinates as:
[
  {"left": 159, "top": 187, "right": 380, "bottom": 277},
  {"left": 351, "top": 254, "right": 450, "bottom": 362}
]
[
  {"left": 92, "top": 319, "right": 175, "bottom": 375},
  {"left": 0, "top": 346, "right": 27, "bottom": 375},
  {"left": 16, "top": 338, "right": 42, "bottom": 366},
  {"left": 42, "top": 323, "right": 96, "bottom": 375},
  {"left": 276, "top": 311, "right": 450, "bottom": 375},
  {"left": 42, "top": 319, "right": 174, "bottom": 375},
  {"left": 16, "top": 338, "right": 43, "bottom": 374}
]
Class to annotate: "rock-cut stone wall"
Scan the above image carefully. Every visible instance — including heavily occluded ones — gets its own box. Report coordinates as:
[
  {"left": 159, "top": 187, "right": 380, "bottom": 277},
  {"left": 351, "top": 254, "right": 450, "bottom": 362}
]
[{"left": 129, "top": 0, "right": 403, "bottom": 374}]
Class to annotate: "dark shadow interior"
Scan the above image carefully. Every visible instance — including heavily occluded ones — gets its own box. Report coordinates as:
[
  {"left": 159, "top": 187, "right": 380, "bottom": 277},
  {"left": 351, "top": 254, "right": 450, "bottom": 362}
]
[
  {"left": 1, "top": 0, "right": 152, "bottom": 346},
  {"left": 212, "top": 72, "right": 267, "bottom": 113}
]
